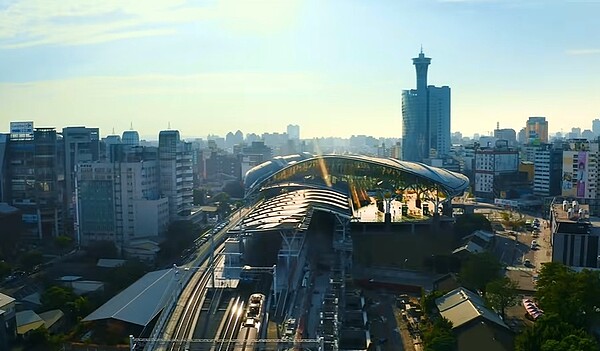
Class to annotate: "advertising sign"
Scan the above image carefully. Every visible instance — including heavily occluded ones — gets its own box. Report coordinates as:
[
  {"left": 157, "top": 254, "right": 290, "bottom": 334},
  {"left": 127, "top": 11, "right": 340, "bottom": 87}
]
[
  {"left": 577, "top": 151, "right": 587, "bottom": 197},
  {"left": 9, "top": 121, "right": 34, "bottom": 140},
  {"left": 562, "top": 153, "right": 575, "bottom": 197}
]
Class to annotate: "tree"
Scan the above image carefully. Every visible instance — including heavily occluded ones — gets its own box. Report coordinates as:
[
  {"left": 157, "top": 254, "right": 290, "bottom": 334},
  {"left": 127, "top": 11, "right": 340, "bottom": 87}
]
[
  {"left": 193, "top": 188, "right": 207, "bottom": 205},
  {"left": 453, "top": 214, "right": 492, "bottom": 242},
  {"left": 67, "top": 296, "right": 92, "bottom": 321},
  {"left": 421, "top": 290, "right": 445, "bottom": 315},
  {"left": 459, "top": 252, "right": 502, "bottom": 294},
  {"left": 159, "top": 221, "right": 198, "bottom": 259},
  {"left": 20, "top": 250, "right": 43, "bottom": 272},
  {"left": 535, "top": 262, "right": 600, "bottom": 329},
  {"left": 23, "top": 327, "right": 64, "bottom": 351},
  {"left": 105, "top": 260, "right": 148, "bottom": 293},
  {"left": 515, "top": 314, "right": 598, "bottom": 351},
  {"left": 86, "top": 240, "right": 119, "bottom": 260},
  {"left": 54, "top": 235, "right": 73, "bottom": 252},
  {"left": 541, "top": 334, "right": 599, "bottom": 351},
  {"left": 485, "top": 277, "right": 518, "bottom": 319},
  {"left": 41, "top": 286, "right": 76, "bottom": 311},
  {"left": 0, "top": 261, "right": 11, "bottom": 280},
  {"left": 423, "top": 317, "right": 457, "bottom": 351}
]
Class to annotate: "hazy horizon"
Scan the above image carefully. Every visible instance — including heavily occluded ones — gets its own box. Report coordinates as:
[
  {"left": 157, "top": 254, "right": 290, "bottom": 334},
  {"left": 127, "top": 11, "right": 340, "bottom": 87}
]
[{"left": 1, "top": 0, "right": 599, "bottom": 139}]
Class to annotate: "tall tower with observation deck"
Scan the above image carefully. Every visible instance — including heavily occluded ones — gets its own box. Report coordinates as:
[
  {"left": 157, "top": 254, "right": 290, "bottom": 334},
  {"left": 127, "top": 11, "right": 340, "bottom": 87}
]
[{"left": 402, "top": 48, "right": 450, "bottom": 163}]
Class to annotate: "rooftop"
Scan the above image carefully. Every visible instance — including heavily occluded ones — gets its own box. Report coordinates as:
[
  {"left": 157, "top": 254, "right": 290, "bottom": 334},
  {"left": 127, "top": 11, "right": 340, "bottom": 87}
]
[
  {"left": 0, "top": 292, "right": 15, "bottom": 309},
  {"left": 435, "top": 287, "right": 508, "bottom": 330},
  {"left": 83, "top": 268, "right": 175, "bottom": 326}
]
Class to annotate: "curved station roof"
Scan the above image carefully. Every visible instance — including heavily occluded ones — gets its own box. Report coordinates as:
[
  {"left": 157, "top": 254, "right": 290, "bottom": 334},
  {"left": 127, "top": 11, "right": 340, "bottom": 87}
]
[
  {"left": 245, "top": 154, "right": 469, "bottom": 197},
  {"left": 239, "top": 154, "right": 469, "bottom": 233}
]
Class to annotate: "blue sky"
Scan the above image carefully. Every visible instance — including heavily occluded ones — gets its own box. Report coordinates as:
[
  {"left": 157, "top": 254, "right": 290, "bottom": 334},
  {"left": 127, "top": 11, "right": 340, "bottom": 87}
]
[{"left": 0, "top": 0, "right": 599, "bottom": 139}]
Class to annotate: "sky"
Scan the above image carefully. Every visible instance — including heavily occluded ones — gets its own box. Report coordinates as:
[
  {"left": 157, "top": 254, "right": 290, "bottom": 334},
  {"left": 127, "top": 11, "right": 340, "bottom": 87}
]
[{"left": 0, "top": 0, "right": 599, "bottom": 140}]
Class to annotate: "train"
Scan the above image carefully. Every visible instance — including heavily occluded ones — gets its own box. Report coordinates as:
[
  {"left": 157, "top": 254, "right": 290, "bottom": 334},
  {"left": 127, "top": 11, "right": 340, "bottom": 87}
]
[{"left": 234, "top": 293, "right": 266, "bottom": 351}]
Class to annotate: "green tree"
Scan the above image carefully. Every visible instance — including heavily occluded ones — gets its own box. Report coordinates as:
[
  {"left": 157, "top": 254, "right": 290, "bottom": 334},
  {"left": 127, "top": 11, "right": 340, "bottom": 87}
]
[
  {"left": 54, "top": 235, "right": 73, "bottom": 252},
  {"left": 485, "top": 277, "right": 519, "bottom": 319},
  {"left": 421, "top": 290, "right": 445, "bottom": 315},
  {"left": 193, "top": 188, "right": 207, "bottom": 205},
  {"left": 535, "top": 262, "right": 600, "bottom": 329},
  {"left": 41, "top": 286, "right": 76, "bottom": 311},
  {"left": 23, "top": 327, "right": 63, "bottom": 351},
  {"left": 541, "top": 334, "right": 599, "bottom": 351},
  {"left": 67, "top": 296, "right": 92, "bottom": 320},
  {"left": 86, "top": 240, "right": 119, "bottom": 260},
  {"left": 105, "top": 260, "right": 148, "bottom": 293},
  {"left": 459, "top": 252, "right": 502, "bottom": 294},
  {"left": 159, "top": 221, "right": 198, "bottom": 259},
  {"left": 516, "top": 314, "right": 598, "bottom": 351},
  {"left": 453, "top": 214, "right": 492, "bottom": 242},
  {"left": 423, "top": 317, "right": 457, "bottom": 351},
  {"left": 0, "top": 261, "right": 11, "bottom": 280},
  {"left": 20, "top": 250, "right": 43, "bottom": 272}
]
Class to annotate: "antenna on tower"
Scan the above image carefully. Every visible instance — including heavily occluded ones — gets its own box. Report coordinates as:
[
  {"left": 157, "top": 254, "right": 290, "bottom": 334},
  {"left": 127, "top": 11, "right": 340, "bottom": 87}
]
[
  {"left": 112, "top": 127, "right": 115, "bottom": 134},
  {"left": 420, "top": 44, "right": 423, "bottom": 54},
  {"left": 168, "top": 122, "right": 171, "bottom": 129},
  {"left": 130, "top": 121, "right": 133, "bottom": 130},
  {"left": 496, "top": 122, "right": 499, "bottom": 130}
]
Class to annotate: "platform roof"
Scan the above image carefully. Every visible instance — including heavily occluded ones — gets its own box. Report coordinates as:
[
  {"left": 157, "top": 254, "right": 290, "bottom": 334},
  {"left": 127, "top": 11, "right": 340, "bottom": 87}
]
[
  {"left": 232, "top": 188, "right": 351, "bottom": 233},
  {"left": 83, "top": 268, "right": 175, "bottom": 327}
]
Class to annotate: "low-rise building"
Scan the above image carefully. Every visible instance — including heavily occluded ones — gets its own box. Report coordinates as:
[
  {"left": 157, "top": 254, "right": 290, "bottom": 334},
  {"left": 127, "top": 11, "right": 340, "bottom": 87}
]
[
  {"left": 550, "top": 199, "right": 600, "bottom": 269},
  {"left": 0, "top": 293, "right": 16, "bottom": 350},
  {"left": 435, "top": 287, "right": 514, "bottom": 351}
]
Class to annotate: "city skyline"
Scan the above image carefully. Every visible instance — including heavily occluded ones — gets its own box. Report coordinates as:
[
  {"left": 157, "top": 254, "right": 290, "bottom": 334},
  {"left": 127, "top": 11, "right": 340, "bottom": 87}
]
[{"left": 1, "top": 0, "right": 599, "bottom": 138}]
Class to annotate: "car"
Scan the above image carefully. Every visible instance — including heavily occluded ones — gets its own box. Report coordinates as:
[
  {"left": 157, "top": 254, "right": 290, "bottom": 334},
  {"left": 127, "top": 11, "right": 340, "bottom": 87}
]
[
  {"left": 524, "top": 259, "right": 533, "bottom": 267},
  {"left": 531, "top": 240, "right": 538, "bottom": 247}
]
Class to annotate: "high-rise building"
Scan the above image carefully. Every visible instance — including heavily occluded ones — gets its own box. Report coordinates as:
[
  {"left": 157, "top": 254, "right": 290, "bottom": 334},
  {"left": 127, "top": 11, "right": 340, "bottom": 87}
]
[
  {"left": 62, "top": 127, "right": 100, "bottom": 226},
  {"left": 402, "top": 50, "right": 451, "bottom": 162},
  {"left": 6, "top": 122, "right": 62, "bottom": 239},
  {"left": 287, "top": 124, "right": 300, "bottom": 141},
  {"left": 533, "top": 144, "right": 563, "bottom": 197},
  {"left": 592, "top": 119, "right": 600, "bottom": 137},
  {"left": 158, "top": 130, "right": 193, "bottom": 219},
  {"left": 493, "top": 128, "right": 517, "bottom": 146},
  {"left": 77, "top": 146, "right": 169, "bottom": 249},
  {"left": 122, "top": 130, "right": 140, "bottom": 146},
  {"left": 525, "top": 117, "right": 548, "bottom": 144},
  {"left": 473, "top": 141, "right": 519, "bottom": 198}
]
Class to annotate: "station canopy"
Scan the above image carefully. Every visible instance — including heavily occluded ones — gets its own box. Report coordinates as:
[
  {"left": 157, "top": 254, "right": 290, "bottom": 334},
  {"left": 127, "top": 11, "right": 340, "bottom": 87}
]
[
  {"left": 245, "top": 154, "right": 469, "bottom": 198},
  {"left": 238, "top": 155, "right": 469, "bottom": 233}
]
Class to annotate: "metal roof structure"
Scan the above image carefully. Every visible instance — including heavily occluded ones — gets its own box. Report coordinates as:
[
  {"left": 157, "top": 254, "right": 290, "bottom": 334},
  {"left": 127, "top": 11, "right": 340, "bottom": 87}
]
[
  {"left": 435, "top": 287, "right": 508, "bottom": 330},
  {"left": 244, "top": 154, "right": 469, "bottom": 197},
  {"left": 231, "top": 188, "right": 351, "bottom": 233},
  {"left": 83, "top": 268, "right": 175, "bottom": 327}
]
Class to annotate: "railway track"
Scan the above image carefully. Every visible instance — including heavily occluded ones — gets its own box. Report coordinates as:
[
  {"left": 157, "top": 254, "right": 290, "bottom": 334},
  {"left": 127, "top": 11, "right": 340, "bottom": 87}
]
[
  {"left": 212, "top": 296, "right": 244, "bottom": 351},
  {"left": 165, "top": 254, "right": 225, "bottom": 351}
]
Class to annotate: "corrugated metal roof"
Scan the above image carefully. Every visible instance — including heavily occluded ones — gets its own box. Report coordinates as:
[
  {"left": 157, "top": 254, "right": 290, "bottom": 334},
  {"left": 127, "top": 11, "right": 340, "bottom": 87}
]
[
  {"left": 435, "top": 287, "right": 508, "bottom": 330},
  {"left": 232, "top": 188, "right": 350, "bottom": 233},
  {"left": 83, "top": 268, "right": 175, "bottom": 326},
  {"left": 0, "top": 292, "right": 15, "bottom": 309}
]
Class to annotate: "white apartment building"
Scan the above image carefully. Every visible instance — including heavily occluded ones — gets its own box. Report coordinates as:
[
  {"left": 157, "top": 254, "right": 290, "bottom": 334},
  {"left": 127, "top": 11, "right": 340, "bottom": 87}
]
[
  {"left": 158, "top": 130, "right": 193, "bottom": 219},
  {"left": 77, "top": 160, "right": 169, "bottom": 248},
  {"left": 474, "top": 147, "right": 518, "bottom": 196}
]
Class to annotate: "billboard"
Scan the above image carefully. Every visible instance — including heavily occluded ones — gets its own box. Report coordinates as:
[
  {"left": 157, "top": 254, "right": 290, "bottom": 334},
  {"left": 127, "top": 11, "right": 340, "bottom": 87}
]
[
  {"left": 562, "top": 153, "right": 574, "bottom": 197},
  {"left": 9, "top": 121, "right": 34, "bottom": 140},
  {"left": 577, "top": 151, "right": 587, "bottom": 197}
]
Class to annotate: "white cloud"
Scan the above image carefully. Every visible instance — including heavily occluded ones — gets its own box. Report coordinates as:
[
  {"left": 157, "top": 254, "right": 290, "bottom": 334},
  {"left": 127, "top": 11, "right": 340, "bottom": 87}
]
[
  {"left": 566, "top": 48, "right": 600, "bottom": 55},
  {"left": 0, "top": 0, "right": 301, "bottom": 48}
]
